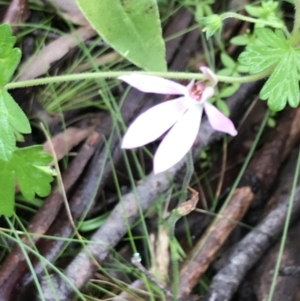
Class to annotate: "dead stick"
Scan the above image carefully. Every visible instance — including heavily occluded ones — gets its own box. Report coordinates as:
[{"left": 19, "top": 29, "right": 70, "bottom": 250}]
[{"left": 204, "top": 184, "right": 300, "bottom": 301}]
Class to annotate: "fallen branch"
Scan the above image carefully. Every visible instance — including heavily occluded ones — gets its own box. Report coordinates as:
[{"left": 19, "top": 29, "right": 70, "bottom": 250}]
[{"left": 204, "top": 162, "right": 300, "bottom": 301}]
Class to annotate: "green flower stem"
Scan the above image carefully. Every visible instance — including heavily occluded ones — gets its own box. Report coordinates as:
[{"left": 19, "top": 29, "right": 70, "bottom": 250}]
[
  {"left": 167, "top": 210, "right": 183, "bottom": 301},
  {"left": 291, "top": 0, "right": 300, "bottom": 45},
  {"left": 220, "top": 12, "right": 284, "bottom": 29},
  {"left": 168, "top": 150, "right": 194, "bottom": 300},
  {"left": 179, "top": 150, "right": 194, "bottom": 205},
  {"left": 5, "top": 68, "right": 272, "bottom": 90}
]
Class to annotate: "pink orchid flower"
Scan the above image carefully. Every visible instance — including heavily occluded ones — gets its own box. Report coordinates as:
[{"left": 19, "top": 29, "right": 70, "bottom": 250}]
[{"left": 119, "top": 67, "right": 237, "bottom": 174}]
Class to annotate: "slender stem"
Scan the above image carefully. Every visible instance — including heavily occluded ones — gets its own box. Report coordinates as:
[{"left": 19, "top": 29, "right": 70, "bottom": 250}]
[
  {"left": 166, "top": 211, "right": 182, "bottom": 301},
  {"left": 220, "top": 12, "right": 284, "bottom": 29},
  {"left": 5, "top": 68, "right": 272, "bottom": 90},
  {"left": 179, "top": 150, "right": 194, "bottom": 205},
  {"left": 291, "top": 0, "right": 300, "bottom": 45},
  {"left": 267, "top": 145, "right": 300, "bottom": 301},
  {"left": 169, "top": 150, "right": 194, "bottom": 299}
]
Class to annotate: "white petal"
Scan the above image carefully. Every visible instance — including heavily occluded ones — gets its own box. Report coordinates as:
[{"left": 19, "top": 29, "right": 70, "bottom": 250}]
[
  {"left": 118, "top": 74, "right": 187, "bottom": 95},
  {"left": 200, "top": 86, "right": 215, "bottom": 103},
  {"left": 204, "top": 102, "right": 237, "bottom": 136},
  {"left": 200, "top": 67, "right": 218, "bottom": 87},
  {"left": 122, "top": 98, "right": 188, "bottom": 148},
  {"left": 154, "top": 106, "right": 203, "bottom": 174}
]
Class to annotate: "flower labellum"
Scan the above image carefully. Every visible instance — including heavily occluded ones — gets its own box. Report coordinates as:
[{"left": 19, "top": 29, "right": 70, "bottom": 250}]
[{"left": 119, "top": 67, "right": 237, "bottom": 174}]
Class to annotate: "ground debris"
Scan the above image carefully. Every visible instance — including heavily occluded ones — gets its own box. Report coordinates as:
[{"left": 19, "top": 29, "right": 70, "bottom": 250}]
[{"left": 204, "top": 148, "right": 300, "bottom": 301}]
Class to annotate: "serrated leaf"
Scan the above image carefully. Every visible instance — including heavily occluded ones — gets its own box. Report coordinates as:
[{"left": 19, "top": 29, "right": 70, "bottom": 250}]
[
  {"left": 0, "top": 146, "right": 54, "bottom": 216},
  {"left": 13, "top": 146, "right": 53, "bottom": 199},
  {"left": 238, "top": 28, "right": 289, "bottom": 73},
  {"left": 76, "top": 0, "right": 166, "bottom": 71},
  {"left": 0, "top": 168, "right": 15, "bottom": 216},
  {"left": 239, "top": 46, "right": 285, "bottom": 73},
  {"left": 0, "top": 116, "right": 15, "bottom": 161},
  {"left": 238, "top": 27, "right": 300, "bottom": 111},
  {"left": 260, "top": 50, "right": 300, "bottom": 111},
  {"left": 0, "top": 89, "right": 31, "bottom": 161},
  {"left": 2, "top": 90, "right": 31, "bottom": 133},
  {"left": 0, "top": 24, "right": 21, "bottom": 86},
  {"left": 256, "top": 28, "right": 286, "bottom": 49}
]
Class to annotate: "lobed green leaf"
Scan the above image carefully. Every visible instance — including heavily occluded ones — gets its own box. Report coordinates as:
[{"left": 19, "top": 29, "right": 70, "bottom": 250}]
[
  {"left": 260, "top": 50, "right": 300, "bottom": 111},
  {"left": 0, "top": 89, "right": 31, "bottom": 161},
  {"left": 2, "top": 90, "right": 31, "bottom": 133},
  {"left": 0, "top": 24, "right": 21, "bottom": 86},
  {"left": 255, "top": 28, "right": 286, "bottom": 49},
  {"left": 0, "top": 115, "right": 15, "bottom": 161},
  {"left": 0, "top": 146, "right": 54, "bottom": 216},
  {"left": 238, "top": 29, "right": 289, "bottom": 73},
  {"left": 238, "top": 28, "right": 300, "bottom": 111}
]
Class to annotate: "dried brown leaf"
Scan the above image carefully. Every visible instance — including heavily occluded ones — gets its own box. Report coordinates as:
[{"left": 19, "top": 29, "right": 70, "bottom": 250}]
[
  {"left": 42, "top": 0, "right": 88, "bottom": 25},
  {"left": 19, "top": 27, "right": 96, "bottom": 80},
  {"left": 43, "top": 126, "right": 94, "bottom": 164},
  {"left": 2, "top": 0, "right": 29, "bottom": 32}
]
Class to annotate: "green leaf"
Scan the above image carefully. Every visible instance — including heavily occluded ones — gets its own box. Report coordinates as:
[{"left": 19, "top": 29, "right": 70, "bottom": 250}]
[
  {"left": 220, "top": 53, "right": 235, "bottom": 69},
  {"left": 238, "top": 28, "right": 300, "bottom": 111},
  {"left": 0, "top": 112, "right": 15, "bottom": 161},
  {"left": 0, "top": 24, "right": 21, "bottom": 86},
  {"left": 230, "top": 34, "right": 249, "bottom": 45},
  {"left": 260, "top": 49, "right": 300, "bottom": 111},
  {"left": 0, "top": 102, "right": 17, "bottom": 161},
  {"left": 1, "top": 90, "right": 31, "bottom": 133},
  {"left": 0, "top": 146, "right": 54, "bottom": 217},
  {"left": 195, "top": 0, "right": 214, "bottom": 17},
  {"left": 238, "top": 28, "right": 288, "bottom": 73},
  {"left": 0, "top": 168, "right": 15, "bottom": 217},
  {"left": 256, "top": 27, "right": 286, "bottom": 49},
  {"left": 245, "top": 5, "right": 262, "bottom": 18},
  {"left": 237, "top": 64, "right": 249, "bottom": 73},
  {"left": 245, "top": 1, "right": 280, "bottom": 26},
  {"left": 76, "top": 0, "right": 166, "bottom": 71},
  {"left": 217, "top": 68, "right": 232, "bottom": 76},
  {"left": 0, "top": 89, "right": 31, "bottom": 161},
  {"left": 216, "top": 99, "right": 230, "bottom": 116},
  {"left": 219, "top": 83, "right": 240, "bottom": 98}
]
